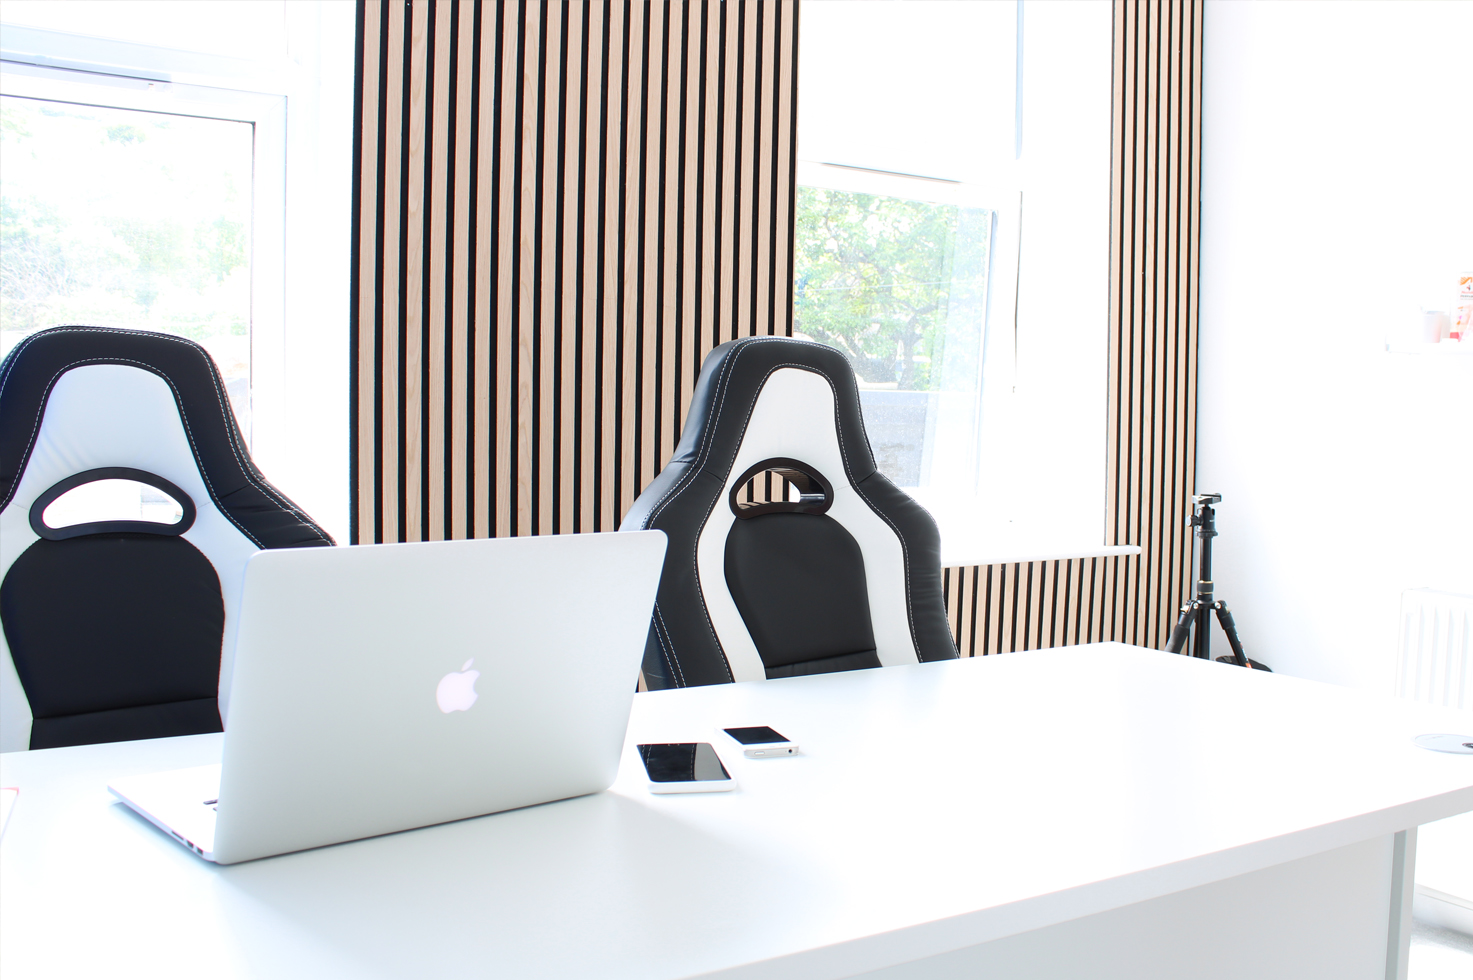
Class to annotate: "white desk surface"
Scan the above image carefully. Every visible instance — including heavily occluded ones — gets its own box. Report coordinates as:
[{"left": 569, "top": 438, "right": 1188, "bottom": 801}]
[{"left": 2, "top": 643, "right": 1470, "bottom": 980}]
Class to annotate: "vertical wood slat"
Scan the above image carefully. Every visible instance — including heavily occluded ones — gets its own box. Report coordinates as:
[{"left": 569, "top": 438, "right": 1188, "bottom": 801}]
[
  {"left": 943, "top": 0, "right": 1203, "bottom": 657},
  {"left": 351, "top": 1, "right": 800, "bottom": 544}
]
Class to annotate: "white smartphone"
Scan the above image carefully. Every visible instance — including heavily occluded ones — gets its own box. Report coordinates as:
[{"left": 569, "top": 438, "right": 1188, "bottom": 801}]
[
  {"left": 721, "top": 726, "right": 798, "bottom": 758},
  {"left": 638, "top": 743, "right": 735, "bottom": 794}
]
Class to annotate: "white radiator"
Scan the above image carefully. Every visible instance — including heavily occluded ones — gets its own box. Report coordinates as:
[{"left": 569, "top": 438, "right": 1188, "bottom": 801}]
[
  {"left": 1396, "top": 588, "right": 1473, "bottom": 936},
  {"left": 1395, "top": 588, "right": 1471, "bottom": 712}
]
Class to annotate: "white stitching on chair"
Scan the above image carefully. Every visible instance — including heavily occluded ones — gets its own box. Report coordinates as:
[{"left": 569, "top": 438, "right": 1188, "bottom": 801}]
[
  {"left": 640, "top": 344, "right": 753, "bottom": 678},
  {"left": 652, "top": 605, "right": 711, "bottom": 687},
  {"left": 653, "top": 608, "right": 682, "bottom": 686},
  {"left": 0, "top": 327, "right": 331, "bottom": 545},
  {"left": 644, "top": 343, "right": 745, "bottom": 526}
]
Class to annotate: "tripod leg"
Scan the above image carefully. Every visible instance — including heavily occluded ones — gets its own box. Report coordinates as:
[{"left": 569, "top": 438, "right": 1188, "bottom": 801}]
[
  {"left": 1211, "top": 602, "right": 1249, "bottom": 666},
  {"left": 1165, "top": 601, "right": 1198, "bottom": 655},
  {"left": 1212, "top": 601, "right": 1271, "bottom": 671},
  {"left": 1194, "top": 598, "right": 1213, "bottom": 660}
]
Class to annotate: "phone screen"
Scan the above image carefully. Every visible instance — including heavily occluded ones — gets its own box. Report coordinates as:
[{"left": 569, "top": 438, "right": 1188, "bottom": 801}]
[
  {"left": 723, "top": 726, "right": 789, "bottom": 745},
  {"left": 638, "top": 743, "right": 731, "bottom": 782}
]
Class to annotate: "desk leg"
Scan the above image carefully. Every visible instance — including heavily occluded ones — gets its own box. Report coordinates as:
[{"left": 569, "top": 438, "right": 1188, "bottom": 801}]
[{"left": 1385, "top": 828, "right": 1417, "bottom": 980}]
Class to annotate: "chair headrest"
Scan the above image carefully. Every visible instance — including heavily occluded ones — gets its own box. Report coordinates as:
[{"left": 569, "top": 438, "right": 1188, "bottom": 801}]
[
  {"left": 0, "top": 325, "right": 331, "bottom": 549},
  {"left": 631, "top": 337, "right": 879, "bottom": 524}
]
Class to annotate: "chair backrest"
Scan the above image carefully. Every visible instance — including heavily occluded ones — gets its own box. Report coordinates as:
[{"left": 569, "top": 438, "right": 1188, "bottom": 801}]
[
  {"left": 0, "top": 326, "right": 333, "bottom": 751},
  {"left": 621, "top": 337, "right": 958, "bottom": 688}
]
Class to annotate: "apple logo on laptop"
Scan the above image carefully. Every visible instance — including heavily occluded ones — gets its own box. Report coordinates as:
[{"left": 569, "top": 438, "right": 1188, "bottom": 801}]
[{"left": 436, "top": 658, "right": 480, "bottom": 713}]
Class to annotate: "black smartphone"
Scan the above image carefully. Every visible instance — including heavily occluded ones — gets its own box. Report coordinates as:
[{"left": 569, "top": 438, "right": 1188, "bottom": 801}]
[
  {"left": 637, "top": 743, "right": 735, "bottom": 793},
  {"left": 721, "top": 726, "right": 798, "bottom": 758}
]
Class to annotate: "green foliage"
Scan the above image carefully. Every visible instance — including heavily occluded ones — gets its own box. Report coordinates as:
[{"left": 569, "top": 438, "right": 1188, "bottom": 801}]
[
  {"left": 792, "top": 186, "right": 966, "bottom": 390},
  {"left": 106, "top": 124, "right": 147, "bottom": 145},
  {"left": 1, "top": 106, "right": 30, "bottom": 139}
]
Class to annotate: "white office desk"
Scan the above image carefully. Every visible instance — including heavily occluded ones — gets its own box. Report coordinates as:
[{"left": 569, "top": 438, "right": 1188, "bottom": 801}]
[{"left": 2, "top": 644, "right": 1470, "bottom": 980}]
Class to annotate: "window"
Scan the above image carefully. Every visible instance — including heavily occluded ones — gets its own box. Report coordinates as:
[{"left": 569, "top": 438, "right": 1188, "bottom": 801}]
[
  {"left": 795, "top": 1, "right": 1113, "bottom": 559},
  {"left": 795, "top": 2, "right": 1016, "bottom": 499},
  {"left": 0, "top": 1, "right": 354, "bottom": 540},
  {"left": 794, "top": 185, "right": 996, "bottom": 491}
]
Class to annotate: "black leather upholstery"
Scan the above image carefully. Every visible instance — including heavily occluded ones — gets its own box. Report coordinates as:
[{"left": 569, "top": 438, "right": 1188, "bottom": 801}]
[
  {"left": 0, "top": 325, "right": 333, "bottom": 750},
  {"left": 621, "top": 336, "right": 958, "bottom": 689},
  {"left": 2, "top": 533, "right": 227, "bottom": 749},
  {"left": 725, "top": 511, "right": 881, "bottom": 678}
]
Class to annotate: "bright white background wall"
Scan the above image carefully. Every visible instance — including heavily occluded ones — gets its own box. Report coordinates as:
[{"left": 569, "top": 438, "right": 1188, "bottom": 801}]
[{"left": 1197, "top": 0, "right": 1473, "bottom": 692}]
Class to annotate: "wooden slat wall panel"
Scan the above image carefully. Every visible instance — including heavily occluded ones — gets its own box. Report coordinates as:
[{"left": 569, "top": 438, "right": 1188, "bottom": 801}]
[
  {"left": 351, "top": 0, "right": 800, "bottom": 543},
  {"left": 944, "top": 557, "right": 1126, "bottom": 656},
  {"left": 943, "top": 0, "right": 1203, "bottom": 657},
  {"left": 353, "top": 0, "right": 1200, "bottom": 659}
]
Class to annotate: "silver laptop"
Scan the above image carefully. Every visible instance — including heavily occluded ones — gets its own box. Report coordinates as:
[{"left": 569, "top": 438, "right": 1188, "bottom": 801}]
[{"left": 108, "top": 531, "right": 666, "bottom": 864}]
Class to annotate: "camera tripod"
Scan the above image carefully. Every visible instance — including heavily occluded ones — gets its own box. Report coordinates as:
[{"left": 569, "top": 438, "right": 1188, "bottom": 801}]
[{"left": 1164, "top": 493, "right": 1271, "bottom": 671}]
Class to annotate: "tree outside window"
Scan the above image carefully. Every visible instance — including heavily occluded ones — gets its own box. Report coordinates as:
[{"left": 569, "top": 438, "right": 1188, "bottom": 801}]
[{"left": 792, "top": 185, "right": 992, "bottom": 487}]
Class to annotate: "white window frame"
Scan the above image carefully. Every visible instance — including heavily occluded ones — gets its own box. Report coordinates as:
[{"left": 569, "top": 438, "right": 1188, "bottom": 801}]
[{"left": 0, "top": 62, "right": 287, "bottom": 443}]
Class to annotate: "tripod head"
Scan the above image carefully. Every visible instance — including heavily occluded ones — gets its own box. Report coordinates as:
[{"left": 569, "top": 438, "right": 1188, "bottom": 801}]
[{"left": 1190, "top": 492, "right": 1221, "bottom": 529}]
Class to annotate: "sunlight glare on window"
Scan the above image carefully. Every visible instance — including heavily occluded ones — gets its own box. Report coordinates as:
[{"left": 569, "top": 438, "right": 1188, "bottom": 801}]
[
  {"left": 0, "top": 96, "right": 254, "bottom": 433},
  {"left": 792, "top": 189, "right": 993, "bottom": 489}
]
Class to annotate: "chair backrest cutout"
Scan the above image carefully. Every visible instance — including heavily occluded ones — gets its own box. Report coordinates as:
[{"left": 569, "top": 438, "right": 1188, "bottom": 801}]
[{"left": 30, "top": 467, "right": 196, "bottom": 540}]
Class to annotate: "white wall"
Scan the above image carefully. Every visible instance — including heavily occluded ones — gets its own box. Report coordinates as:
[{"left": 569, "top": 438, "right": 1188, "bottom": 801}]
[{"left": 1198, "top": 1, "right": 1473, "bottom": 692}]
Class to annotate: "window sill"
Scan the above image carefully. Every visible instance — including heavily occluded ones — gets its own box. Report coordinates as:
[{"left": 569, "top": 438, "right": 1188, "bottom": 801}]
[
  {"left": 940, "top": 539, "right": 1141, "bottom": 569},
  {"left": 905, "top": 490, "right": 1141, "bottom": 568},
  {"left": 1385, "top": 340, "right": 1473, "bottom": 356}
]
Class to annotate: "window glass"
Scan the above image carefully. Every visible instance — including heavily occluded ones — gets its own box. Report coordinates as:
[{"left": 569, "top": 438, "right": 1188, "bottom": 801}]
[
  {"left": 0, "top": 95, "right": 253, "bottom": 433},
  {"left": 794, "top": 1, "right": 1016, "bottom": 494},
  {"left": 793, "top": 188, "right": 993, "bottom": 489}
]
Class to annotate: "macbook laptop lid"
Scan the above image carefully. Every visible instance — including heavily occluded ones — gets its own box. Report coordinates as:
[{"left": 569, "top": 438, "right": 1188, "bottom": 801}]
[{"left": 109, "top": 531, "right": 665, "bottom": 864}]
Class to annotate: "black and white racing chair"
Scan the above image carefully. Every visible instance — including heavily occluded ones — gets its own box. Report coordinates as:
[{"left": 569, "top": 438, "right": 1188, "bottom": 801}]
[
  {"left": 621, "top": 336, "right": 958, "bottom": 689},
  {"left": 0, "top": 326, "right": 333, "bottom": 751}
]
